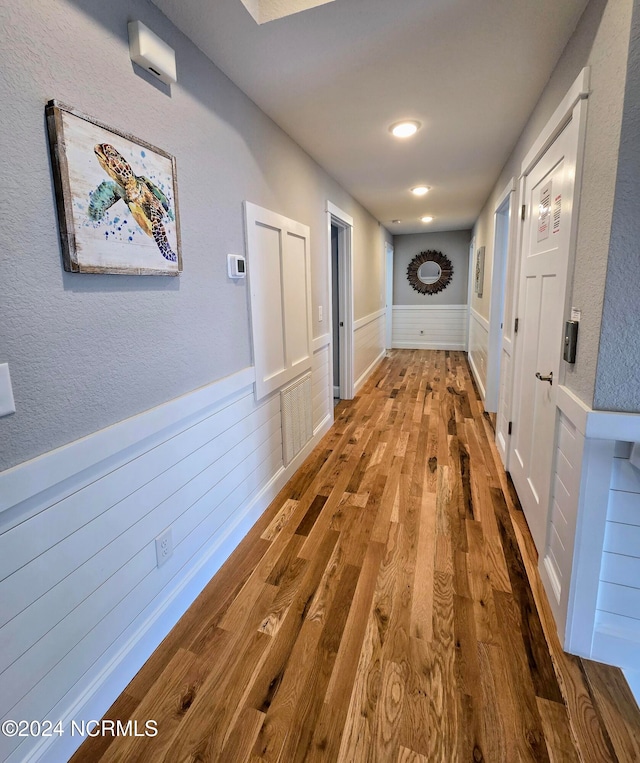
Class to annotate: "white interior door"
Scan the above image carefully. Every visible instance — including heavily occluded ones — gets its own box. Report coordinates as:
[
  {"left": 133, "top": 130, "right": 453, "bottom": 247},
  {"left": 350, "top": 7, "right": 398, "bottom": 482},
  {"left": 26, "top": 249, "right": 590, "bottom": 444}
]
[
  {"left": 509, "top": 114, "right": 581, "bottom": 552},
  {"left": 494, "top": 184, "right": 516, "bottom": 466},
  {"left": 486, "top": 186, "right": 512, "bottom": 414}
]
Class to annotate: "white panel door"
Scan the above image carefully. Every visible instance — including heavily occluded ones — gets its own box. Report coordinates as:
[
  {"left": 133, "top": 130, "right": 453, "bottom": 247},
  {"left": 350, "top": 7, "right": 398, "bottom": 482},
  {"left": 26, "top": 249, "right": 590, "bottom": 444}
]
[
  {"left": 245, "top": 203, "right": 312, "bottom": 400},
  {"left": 510, "top": 113, "right": 581, "bottom": 552}
]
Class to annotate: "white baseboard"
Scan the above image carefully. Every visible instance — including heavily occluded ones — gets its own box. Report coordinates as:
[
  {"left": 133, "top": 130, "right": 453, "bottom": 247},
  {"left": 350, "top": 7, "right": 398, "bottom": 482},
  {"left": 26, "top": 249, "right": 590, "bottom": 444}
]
[
  {"left": 354, "top": 349, "right": 385, "bottom": 395},
  {"left": 467, "top": 351, "right": 486, "bottom": 400},
  {"left": 591, "top": 626, "right": 640, "bottom": 673},
  {"left": 391, "top": 341, "right": 467, "bottom": 350}
]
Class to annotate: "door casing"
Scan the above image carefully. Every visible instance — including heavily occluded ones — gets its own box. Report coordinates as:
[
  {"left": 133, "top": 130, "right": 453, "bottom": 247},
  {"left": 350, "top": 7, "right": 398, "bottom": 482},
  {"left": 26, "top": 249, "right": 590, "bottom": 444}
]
[{"left": 326, "top": 201, "right": 354, "bottom": 401}]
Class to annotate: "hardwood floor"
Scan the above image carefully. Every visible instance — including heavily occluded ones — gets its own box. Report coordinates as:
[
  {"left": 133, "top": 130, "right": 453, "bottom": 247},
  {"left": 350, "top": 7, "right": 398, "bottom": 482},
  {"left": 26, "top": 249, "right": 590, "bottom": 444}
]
[{"left": 71, "top": 350, "right": 640, "bottom": 763}]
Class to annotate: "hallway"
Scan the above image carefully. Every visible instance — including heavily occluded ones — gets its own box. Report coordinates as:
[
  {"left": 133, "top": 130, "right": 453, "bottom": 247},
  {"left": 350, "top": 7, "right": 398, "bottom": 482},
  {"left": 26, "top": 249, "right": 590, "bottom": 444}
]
[{"left": 72, "top": 350, "right": 639, "bottom": 763}]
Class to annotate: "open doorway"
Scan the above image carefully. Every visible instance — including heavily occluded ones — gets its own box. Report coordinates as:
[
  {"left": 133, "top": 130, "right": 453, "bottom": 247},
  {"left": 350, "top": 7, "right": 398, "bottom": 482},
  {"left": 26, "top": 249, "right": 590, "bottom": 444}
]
[
  {"left": 491, "top": 181, "right": 518, "bottom": 465},
  {"left": 326, "top": 201, "right": 354, "bottom": 403},
  {"left": 486, "top": 180, "right": 515, "bottom": 414},
  {"left": 331, "top": 223, "right": 340, "bottom": 403}
]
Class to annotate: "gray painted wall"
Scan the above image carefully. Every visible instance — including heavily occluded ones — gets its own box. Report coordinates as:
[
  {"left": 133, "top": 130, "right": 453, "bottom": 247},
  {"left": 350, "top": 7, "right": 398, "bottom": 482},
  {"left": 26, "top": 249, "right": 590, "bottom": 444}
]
[
  {"left": 594, "top": 0, "right": 640, "bottom": 412},
  {"left": 472, "top": 0, "right": 633, "bottom": 407},
  {"left": 0, "top": 0, "right": 389, "bottom": 471},
  {"left": 392, "top": 231, "right": 471, "bottom": 305}
]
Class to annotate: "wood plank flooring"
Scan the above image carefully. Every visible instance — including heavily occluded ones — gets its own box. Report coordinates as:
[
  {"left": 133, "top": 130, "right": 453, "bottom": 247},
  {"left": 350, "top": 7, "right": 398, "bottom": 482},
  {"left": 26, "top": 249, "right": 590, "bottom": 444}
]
[{"left": 72, "top": 350, "right": 640, "bottom": 763}]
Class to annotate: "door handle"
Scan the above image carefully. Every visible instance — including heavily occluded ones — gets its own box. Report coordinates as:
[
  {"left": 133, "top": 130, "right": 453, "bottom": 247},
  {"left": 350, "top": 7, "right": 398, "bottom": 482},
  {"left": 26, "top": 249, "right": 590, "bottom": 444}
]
[{"left": 535, "top": 371, "right": 553, "bottom": 385}]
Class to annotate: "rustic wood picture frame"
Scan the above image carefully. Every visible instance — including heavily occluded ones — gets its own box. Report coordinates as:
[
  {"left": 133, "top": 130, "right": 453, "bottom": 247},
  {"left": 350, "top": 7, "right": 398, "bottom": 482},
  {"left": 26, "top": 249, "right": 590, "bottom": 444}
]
[
  {"left": 474, "top": 245, "right": 485, "bottom": 297},
  {"left": 46, "top": 100, "right": 182, "bottom": 276},
  {"left": 406, "top": 250, "right": 453, "bottom": 295}
]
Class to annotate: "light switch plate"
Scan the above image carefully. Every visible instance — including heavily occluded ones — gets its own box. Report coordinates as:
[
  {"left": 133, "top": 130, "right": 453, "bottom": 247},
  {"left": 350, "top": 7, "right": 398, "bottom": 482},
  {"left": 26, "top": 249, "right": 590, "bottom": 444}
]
[
  {"left": 318, "top": 305, "right": 323, "bottom": 322},
  {"left": 0, "top": 364, "right": 16, "bottom": 417}
]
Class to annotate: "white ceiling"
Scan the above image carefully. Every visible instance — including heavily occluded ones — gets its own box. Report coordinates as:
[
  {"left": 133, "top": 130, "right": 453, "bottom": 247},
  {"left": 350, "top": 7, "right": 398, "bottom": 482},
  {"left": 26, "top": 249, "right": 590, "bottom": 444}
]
[{"left": 152, "top": 0, "right": 589, "bottom": 234}]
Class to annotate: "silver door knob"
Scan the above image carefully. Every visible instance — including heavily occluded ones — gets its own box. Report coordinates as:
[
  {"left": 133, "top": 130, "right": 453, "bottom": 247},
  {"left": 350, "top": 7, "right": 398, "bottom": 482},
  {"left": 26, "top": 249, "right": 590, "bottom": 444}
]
[{"left": 535, "top": 371, "right": 553, "bottom": 385}]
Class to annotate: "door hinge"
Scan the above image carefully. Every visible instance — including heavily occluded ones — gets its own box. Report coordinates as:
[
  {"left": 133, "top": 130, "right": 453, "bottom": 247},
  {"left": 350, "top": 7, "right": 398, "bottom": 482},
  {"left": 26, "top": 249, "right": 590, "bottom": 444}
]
[
  {"left": 508, "top": 421, "right": 513, "bottom": 435},
  {"left": 521, "top": 204, "right": 526, "bottom": 221},
  {"left": 514, "top": 317, "right": 519, "bottom": 334}
]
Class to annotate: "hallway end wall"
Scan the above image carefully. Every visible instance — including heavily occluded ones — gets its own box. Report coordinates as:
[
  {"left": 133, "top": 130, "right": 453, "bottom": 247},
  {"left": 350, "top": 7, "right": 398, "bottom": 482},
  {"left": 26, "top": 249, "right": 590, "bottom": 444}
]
[{"left": 391, "top": 230, "right": 471, "bottom": 351}]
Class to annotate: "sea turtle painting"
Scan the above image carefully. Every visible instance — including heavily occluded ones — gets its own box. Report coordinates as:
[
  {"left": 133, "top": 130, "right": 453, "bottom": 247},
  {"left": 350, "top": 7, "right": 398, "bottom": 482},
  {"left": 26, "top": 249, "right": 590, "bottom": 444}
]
[{"left": 87, "top": 143, "right": 177, "bottom": 262}]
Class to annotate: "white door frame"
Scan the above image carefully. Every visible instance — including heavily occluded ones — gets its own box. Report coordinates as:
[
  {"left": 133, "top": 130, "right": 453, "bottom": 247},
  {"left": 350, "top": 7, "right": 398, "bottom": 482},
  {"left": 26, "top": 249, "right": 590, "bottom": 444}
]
[
  {"left": 485, "top": 178, "right": 516, "bottom": 413},
  {"left": 326, "top": 201, "right": 355, "bottom": 400},
  {"left": 385, "top": 241, "right": 394, "bottom": 348},
  {"left": 493, "top": 178, "right": 519, "bottom": 467},
  {"left": 466, "top": 236, "right": 475, "bottom": 351},
  {"left": 508, "top": 67, "right": 590, "bottom": 551}
]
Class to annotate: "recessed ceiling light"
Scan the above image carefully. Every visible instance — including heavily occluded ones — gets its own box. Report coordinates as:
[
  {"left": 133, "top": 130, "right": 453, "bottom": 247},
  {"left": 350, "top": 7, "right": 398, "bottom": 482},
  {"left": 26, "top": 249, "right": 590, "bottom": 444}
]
[
  {"left": 411, "top": 186, "right": 430, "bottom": 196},
  {"left": 389, "top": 120, "right": 420, "bottom": 138},
  {"left": 420, "top": 216, "right": 434, "bottom": 223},
  {"left": 392, "top": 219, "right": 401, "bottom": 223}
]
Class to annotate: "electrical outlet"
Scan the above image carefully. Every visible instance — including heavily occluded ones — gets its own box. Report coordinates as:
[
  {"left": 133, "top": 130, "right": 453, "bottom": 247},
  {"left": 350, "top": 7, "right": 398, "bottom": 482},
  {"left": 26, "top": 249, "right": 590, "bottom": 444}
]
[{"left": 155, "top": 528, "right": 173, "bottom": 567}]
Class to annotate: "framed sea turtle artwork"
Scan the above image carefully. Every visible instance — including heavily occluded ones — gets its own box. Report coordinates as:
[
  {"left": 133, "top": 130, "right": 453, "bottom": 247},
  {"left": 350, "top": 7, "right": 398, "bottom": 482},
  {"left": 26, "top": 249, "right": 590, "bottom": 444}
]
[{"left": 46, "top": 100, "right": 182, "bottom": 275}]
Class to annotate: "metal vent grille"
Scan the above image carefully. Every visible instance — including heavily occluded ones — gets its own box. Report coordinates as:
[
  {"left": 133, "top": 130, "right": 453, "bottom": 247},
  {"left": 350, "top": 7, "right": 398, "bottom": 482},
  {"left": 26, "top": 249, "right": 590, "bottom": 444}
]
[{"left": 281, "top": 373, "right": 313, "bottom": 467}]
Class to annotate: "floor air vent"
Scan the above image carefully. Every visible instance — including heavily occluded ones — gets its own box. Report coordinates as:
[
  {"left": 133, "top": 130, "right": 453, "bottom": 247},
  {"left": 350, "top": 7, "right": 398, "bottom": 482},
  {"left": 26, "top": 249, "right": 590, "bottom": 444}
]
[{"left": 281, "top": 373, "right": 313, "bottom": 466}]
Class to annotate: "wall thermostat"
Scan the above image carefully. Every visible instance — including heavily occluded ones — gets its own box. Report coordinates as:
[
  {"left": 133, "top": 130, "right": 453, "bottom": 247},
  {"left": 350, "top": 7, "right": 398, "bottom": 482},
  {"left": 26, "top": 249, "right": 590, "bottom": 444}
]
[{"left": 227, "top": 254, "right": 246, "bottom": 279}]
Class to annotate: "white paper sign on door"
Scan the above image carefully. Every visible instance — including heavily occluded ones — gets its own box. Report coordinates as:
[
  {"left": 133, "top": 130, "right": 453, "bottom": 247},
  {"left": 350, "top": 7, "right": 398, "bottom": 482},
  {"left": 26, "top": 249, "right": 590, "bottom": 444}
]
[{"left": 537, "top": 181, "right": 551, "bottom": 242}]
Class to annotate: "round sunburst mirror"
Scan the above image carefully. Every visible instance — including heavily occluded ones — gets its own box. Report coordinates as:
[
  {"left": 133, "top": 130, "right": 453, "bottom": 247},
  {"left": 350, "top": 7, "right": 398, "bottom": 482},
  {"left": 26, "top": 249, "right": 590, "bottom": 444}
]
[{"left": 407, "top": 250, "right": 453, "bottom": 295}]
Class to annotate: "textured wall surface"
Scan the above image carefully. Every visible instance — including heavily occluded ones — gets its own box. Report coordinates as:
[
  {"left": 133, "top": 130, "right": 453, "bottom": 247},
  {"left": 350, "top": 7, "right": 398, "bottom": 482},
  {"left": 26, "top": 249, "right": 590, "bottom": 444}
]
[
  {"left": 392, "top": 230, "right": 471, "bottom": 306},
  {"left": 472, "top": 0, "right": 633, "bottom": 405},
  {"left": 594, "top": 0, "right": 640, "bottom": 412},
  {"left": 0, "top": 0, "right": 388, "bottom": 471}
]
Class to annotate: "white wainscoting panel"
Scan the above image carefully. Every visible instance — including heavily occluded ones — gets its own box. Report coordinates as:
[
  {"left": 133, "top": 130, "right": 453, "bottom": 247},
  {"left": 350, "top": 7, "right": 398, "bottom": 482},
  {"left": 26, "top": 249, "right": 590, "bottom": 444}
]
[
  {"left": 280, "top": 373, "right": 313, "bottom": 466},
  {"left": 354, "top": 309, "right": 386, "bottom": 394},
  {"left": 592, "top": 450, "right": 640, "bottom": 670},
  {"left": 311, "top": 334, "right": 331, "bottom": 431},
  {"left": 540, "top": 410, "right": 585, "bottom": 638},
  {"left": 0, "top": 365, "right": 332, "bottom": 763},
  {"left": 540, "top": 387, "right": 640, "bottom": 706},
  {"left": 468, "top": 308, "right": 489, "bottom": 400},
  {"left": 392, "top": 305, "right": 467, "bottom": 351}
]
